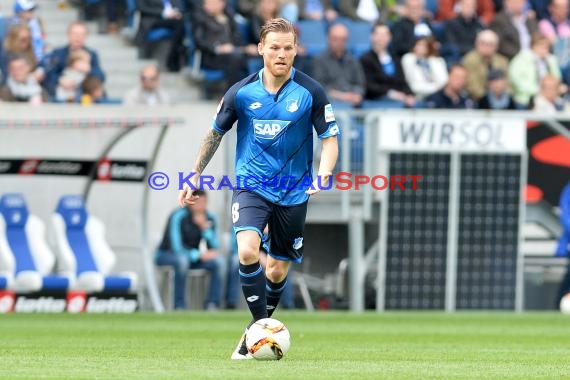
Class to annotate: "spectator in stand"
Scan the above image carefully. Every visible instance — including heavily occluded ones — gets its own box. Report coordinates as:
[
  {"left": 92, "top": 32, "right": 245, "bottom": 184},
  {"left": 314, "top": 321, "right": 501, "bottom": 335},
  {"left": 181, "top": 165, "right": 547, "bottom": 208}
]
[
  {"left": 55, "top": 49, "right": 91, "bottom": 103},
  {"left": 477, "top": 68, "right": 517, "bottom": 109},
  {"left": 312, "top": 23, "right": 365, "bottom": 109},
  {"left": 298, "top": 0, "right": 338, "bottom": 22},
  {"left": 360, "top": 22, "right": 416, "bottom": 107},
  {"left": 532, "top": 74, "right": 569, "bottom": 112},
  {"left": 155, "top": 190, "right": 224, "bottom": 311},
  {"left": 123, "top": 64, "right": 171, "bottom": 105},
  {"left": 191, "top": 0, "right": 255, "bottom": 90},
  {"left": 443, "top": 0, "right": 484, "bottom": 58},
  {"left": 529, "top": 0, "right": 551, "bottom": 20},
  {"left": 425, "top": 64, "right": 474, "bottom": 108},
  {"left": 0, "top": 24, "right": 40, "bottom": 84},
  {"left": 489, "top": 0, "right": 538, "bottom": 60},
  {"left": 509, "top": 33, "right": 561, "bottom": 107},
  {"left": 9, "top": 0, "right": 46, "bottom": 63},
  {"left": 250, "top": 0, "right": 281, "bottom": 44},
  {"left": 338, "top": 0, "right": 412, "bottom": 24},
  {"left": 437, "top": 0, "right": 495, "bottom": 25},
  {"left": 539, "top": 0, "right": 570, "bottom": 43},
  {"left": 461, "top": 29, "right": 509, "bottom": 101},
  {"left": 538, "top": 0, "right": 570, "bottom": 81},
  {"left": 134, "top": 0, "right": 186, "bottom": 72},
  {"left": 402, "top": 36, "right": 448, "bottom": 100},
  {"left": 0, "top": 55, "right": 44, "bottom": 103},
  {"left": 40, "top": 21, "right": 105, "bottom": 100},
  {"left": 80, "top": 76, "right": 115, "bottom": 104},
  {"left": 391, "top": 0, "right": 434, "bottom": 58}
]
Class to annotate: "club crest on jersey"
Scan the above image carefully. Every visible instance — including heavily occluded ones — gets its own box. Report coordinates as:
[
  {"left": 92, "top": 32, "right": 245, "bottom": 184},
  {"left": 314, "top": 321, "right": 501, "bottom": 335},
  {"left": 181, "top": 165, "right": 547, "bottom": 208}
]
[
  {"left": 253, "top": 119, "right": 290, "bottom": 139},
  {"left": 285, "top": 99, "right": 299, "bottom": 112},
  {"left": 293, "top": 237, "right": 303, "bottom": 250}
]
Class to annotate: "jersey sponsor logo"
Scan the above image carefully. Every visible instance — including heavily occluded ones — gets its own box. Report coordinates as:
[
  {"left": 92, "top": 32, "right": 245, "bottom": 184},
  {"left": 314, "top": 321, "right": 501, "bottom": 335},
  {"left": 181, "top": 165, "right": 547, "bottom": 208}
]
[
  {"left": 246, "top": 295, "right": 259, "bottom": 303},
  {"left": 249, "top": 101, "right": 263, "bottom": 110},
  {"left": 285, "top": 99, "right": 299, "bottom": 112},
  {"left": 324, "top": 104, "right": 335, "bottom": 123},
  {"left": 293, "top": 237, "right": 303, "bottom": 250},
  {"left": 253, "top": 119, "right": 290, "bottom": 139}
]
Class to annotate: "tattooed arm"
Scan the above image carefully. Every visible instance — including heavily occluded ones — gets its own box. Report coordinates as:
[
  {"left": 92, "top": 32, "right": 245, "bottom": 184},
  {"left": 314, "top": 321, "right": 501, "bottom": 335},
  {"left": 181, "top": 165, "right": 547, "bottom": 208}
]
[{"left": 178, "top": 129, "right": 224, "bottom": 206}]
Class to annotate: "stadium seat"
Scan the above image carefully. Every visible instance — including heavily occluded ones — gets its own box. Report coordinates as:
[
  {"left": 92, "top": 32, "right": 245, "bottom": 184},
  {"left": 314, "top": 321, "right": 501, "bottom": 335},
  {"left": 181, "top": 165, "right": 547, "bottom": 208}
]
[
  {"left": 295, "top": 20, "right": 328, "bottom": 57},
  {"left": 0, "top": 16, "right": 7, "bottom": 42},
  {"left": 0, "top": 194, "right": 70, "bottom": 292},
  {"left": 51, "top": 195, "right": 137, "bottom": 293},
  {"left": 343, "top": 20, "right": 372, "bottom": 58}
]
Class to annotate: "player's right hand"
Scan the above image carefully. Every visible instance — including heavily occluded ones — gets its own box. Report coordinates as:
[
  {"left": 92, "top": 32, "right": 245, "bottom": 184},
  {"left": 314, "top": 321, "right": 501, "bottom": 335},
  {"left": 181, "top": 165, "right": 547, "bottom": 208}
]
[{"left": 178, "top": 182, "right": 200, "bottom": 207}]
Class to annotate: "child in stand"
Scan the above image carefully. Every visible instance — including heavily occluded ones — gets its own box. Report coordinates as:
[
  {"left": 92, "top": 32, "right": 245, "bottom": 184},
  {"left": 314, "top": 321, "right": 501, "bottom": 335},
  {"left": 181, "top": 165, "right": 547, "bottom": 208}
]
[{"left": 55, "top": 49, "right": 90, "bottom": 102}]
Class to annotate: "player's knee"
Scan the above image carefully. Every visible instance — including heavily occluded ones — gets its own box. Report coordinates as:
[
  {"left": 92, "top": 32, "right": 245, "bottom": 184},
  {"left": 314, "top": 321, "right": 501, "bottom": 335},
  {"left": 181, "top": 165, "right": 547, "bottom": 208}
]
[
  {"left": 238, "top": 244, "right": 260, "bottom": 265},
  {"left": 266, "top": 265, "right": 287, "bottom": 283}
]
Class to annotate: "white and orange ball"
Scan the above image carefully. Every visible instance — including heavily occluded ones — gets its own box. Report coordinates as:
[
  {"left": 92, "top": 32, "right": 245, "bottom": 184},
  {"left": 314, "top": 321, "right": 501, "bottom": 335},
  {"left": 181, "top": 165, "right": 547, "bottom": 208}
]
[{"left": 246, "top": 318, "right": 291, "bottom": 360}]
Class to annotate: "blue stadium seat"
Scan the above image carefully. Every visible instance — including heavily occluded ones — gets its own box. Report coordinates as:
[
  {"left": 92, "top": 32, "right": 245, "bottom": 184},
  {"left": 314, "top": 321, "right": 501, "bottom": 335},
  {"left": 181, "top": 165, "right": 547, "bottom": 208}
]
[
  {"left": 0, "top": 194, "right": 70, "bottom": 292},
  {"left": 345, "top": 20, "right": 372, "bottom": 58},
  {"left": 52, "top": 195, "right": 137, "bottom": 293},
  {"left": 147, "top": 27, "right": 173, "bottom": 42},
  {"left": 0, "top": 16, "right": 7, "bottom": 42},
  {"left": 295, "top": 20, "right": 328, "bottom": 56}
]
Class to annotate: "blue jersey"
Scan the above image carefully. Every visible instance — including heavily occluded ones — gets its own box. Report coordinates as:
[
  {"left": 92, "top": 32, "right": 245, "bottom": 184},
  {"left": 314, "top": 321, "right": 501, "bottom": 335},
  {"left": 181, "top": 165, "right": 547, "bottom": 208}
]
[{"left": 212, "top": 68, "right": 340, "bottom": 206}]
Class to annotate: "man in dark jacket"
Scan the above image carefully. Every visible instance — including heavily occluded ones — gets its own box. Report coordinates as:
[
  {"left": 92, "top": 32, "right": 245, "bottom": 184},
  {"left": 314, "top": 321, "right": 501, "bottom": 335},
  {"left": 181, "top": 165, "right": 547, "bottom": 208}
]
[
  {"left": 135, "top": 0, "right": 185, "bottom": 72},
  {"left": 191, "top": 0, "right": 253, "bottom": 89},
  {"left": 155, "top": 190, "right": 224, "bottom": 310},
  {"left": 390, "top": 0, "right": 434, "bottom": 58},
  {"left": 39, "top": 21, "right": 105, "bottom": 99},
  {"left": 489, "top": 0, "right": 538, "bottom": 60},
  {"left": 425, "top": 64, "right": 474, "bottom": 108}
]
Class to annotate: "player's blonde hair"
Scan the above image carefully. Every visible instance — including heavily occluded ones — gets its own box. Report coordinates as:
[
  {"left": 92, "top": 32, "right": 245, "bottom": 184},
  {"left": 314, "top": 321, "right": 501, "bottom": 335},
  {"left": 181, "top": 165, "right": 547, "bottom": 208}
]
[{"left": 259, "top": 18, "right": 297, "bottom": 45}]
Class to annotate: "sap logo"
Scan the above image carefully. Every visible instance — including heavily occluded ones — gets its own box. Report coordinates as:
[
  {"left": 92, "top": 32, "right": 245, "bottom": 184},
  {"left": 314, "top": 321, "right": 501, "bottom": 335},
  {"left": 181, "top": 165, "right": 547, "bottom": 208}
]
[
  {"left": 253, "top": 120, "right": 290, "bottom": 139},
  {"left": 249, "top": 102, "right": 263, "bottom": 110}
]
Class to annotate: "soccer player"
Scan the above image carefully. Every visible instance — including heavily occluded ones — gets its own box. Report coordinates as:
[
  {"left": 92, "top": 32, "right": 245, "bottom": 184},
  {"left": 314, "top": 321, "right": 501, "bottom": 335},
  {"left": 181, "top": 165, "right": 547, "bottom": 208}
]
[{"left": 178, "top": 18, "right": 340, "bottom": 359}]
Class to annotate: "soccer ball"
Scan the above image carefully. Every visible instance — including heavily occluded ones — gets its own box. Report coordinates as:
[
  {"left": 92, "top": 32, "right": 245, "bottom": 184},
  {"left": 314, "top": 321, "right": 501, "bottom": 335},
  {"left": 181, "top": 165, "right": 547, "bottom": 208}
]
[
  {"left": 246, "top": 318, "right": 290, "bottom": 360},
  {"left": 560, "top": 293, "right": 570, "bottom": 315}
]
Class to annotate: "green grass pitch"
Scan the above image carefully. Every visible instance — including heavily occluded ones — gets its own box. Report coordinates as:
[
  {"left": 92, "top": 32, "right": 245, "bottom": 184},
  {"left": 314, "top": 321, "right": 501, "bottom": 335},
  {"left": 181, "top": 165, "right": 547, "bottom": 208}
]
[{"left": 1, "top": 312, "right": 569, "bottom": 379}]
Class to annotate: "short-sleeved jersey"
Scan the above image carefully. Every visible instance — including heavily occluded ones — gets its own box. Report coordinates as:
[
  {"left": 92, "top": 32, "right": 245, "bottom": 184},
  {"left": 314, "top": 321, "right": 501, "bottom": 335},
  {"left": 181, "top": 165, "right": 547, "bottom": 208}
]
[{"left": 212, "top": 68, "right": 340, "bottom": 206}]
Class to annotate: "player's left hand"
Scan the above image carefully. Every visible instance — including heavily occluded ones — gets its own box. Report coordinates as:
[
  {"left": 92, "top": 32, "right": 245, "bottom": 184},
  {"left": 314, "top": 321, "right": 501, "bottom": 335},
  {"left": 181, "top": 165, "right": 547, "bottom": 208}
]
[
  {"left": 306, "top": 172, "right": 332, "bottom": 196},
  {"left": 178, "top": 180, "right": 200, "bottom": 207}
]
